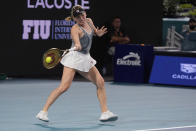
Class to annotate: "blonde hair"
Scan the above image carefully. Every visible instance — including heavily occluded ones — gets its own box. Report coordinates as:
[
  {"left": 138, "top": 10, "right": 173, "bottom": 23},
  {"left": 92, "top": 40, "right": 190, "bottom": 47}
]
[
  {"left": 65, "top": 16, "right": 72, "bottom": 21},
  {"left": 65, "top": 5, "right": 84, "bottom": 21}
]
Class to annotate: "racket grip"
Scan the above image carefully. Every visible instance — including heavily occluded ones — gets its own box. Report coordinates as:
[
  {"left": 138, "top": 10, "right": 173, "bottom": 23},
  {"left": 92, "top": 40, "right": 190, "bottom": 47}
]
[{"left": 69, "top": 47, "right": 76, "bottom": 51}]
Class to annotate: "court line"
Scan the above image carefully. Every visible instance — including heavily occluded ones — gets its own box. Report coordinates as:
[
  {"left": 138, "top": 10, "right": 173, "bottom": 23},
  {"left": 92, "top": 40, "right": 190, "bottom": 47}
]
[{"left": 135, "top": 125, "right": 196, "bottom": 131}]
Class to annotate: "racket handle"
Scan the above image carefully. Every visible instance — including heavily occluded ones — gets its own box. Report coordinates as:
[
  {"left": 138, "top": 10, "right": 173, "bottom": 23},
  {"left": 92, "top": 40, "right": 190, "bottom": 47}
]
[
  {"left": 61, "top": 47, "right": 76, "bottom": 57},
  {"left": 68, "top": 46, "right": 76, "bottom": 51}
]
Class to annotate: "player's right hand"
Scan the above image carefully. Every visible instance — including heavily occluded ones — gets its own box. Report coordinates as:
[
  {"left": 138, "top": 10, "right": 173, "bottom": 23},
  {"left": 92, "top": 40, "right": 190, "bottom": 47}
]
[{"left": 75, "top": 44, "right": 82, "bottom": 51}]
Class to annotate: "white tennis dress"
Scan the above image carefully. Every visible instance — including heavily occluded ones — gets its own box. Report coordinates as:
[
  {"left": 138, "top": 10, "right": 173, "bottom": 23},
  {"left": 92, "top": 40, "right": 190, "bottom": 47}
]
[{"left": 60, "top": 22, "right": 96, "bottom": 72}]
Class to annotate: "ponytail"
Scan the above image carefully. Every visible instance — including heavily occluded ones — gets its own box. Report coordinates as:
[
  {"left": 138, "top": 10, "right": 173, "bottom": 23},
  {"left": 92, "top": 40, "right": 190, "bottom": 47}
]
[{"left": 65, "top": 16, "right": 72, "bottom": 21}]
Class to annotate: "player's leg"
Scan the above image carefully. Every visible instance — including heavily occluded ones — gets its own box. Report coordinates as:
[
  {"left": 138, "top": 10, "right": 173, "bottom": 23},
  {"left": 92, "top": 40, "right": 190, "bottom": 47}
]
[
  {"left": 78, "top": 66, "right": 107, "bottom": 112},
  {"left": 36, "top": 67, "right": 75, "bottom": 122},
  {"left": 78, "top": 66, "right": 118, "bottom": 122}
]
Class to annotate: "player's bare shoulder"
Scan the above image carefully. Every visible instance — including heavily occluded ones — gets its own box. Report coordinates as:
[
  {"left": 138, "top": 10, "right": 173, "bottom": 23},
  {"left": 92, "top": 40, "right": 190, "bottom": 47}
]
[{"left": 71, "top": 24, "right": 80, "bottom": 33}]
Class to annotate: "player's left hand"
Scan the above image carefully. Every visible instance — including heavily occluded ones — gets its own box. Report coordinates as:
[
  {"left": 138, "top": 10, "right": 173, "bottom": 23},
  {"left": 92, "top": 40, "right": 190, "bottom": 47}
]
[{"left": 96, "top": 26, "right": 107, "bottom": 37}]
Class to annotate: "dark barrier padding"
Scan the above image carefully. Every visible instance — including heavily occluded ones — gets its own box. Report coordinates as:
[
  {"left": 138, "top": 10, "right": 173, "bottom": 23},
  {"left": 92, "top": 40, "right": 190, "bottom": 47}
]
[{"left": 1, "top": 0, "right": 162, "bottom": 77}]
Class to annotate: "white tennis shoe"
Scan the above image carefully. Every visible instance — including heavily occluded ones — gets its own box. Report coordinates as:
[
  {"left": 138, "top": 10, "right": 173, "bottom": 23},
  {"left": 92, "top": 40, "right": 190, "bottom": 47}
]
[
  {"left": 99, "top": 110, "right": 118, "bottom": 122},
  {"left": 36, "top": 110, "right": 49, "bottom": 122}
]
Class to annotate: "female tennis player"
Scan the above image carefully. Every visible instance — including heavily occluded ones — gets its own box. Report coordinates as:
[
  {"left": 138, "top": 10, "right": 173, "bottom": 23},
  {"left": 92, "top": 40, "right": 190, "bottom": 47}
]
[{"left": 36, "top": 5, "right": 118, "bottom": 122}]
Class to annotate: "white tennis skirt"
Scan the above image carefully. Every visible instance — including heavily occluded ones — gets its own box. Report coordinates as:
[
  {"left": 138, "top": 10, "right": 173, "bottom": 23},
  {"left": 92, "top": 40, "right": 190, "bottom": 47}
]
[{"left": 60, "top": 51, "right": 96, "bottom": 72}]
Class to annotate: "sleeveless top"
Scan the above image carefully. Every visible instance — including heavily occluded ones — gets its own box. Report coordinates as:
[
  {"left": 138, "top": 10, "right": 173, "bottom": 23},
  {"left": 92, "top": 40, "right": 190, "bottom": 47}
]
[{"left": 71, "top": 21, "right": 94, "bottom": 54}]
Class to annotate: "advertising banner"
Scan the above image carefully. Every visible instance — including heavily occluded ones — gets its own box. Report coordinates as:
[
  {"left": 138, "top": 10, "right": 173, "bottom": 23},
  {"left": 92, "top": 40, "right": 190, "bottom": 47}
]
[
  {"left": 149, "top": 55, "right": 196, "bottom": 86},
  {"left": 114, "top": 44, "right": 144, "bottom": 83}
]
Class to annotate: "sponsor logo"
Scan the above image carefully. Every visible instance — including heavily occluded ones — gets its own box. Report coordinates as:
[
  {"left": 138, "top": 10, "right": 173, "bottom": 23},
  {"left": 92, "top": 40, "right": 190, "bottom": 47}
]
[
  {"left": 180, "top": 63, "right": 196, "bottom": 73},
  {"left": 116, "top": 52, "right": 141, "bottom": 66},
  {"left": 27, "top": 0, "right": 90, "bottom": 10},
  {"left": 172, "top": 74, "right": 196, "bottom": 80},
  {"left": 22, "top": 20, "right": 51, "bottom": 40},
  {"left": 22, "top": 20, "right": 75, "bottom": 40},
  {"left": 172, "top": 63, "right": 196, "bottom": 80}
]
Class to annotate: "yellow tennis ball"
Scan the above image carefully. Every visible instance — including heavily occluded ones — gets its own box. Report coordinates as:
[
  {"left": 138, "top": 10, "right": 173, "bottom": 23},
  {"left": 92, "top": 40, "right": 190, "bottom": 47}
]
[{"left": 45, "top": 56, "right": 52, "bottom": 63}]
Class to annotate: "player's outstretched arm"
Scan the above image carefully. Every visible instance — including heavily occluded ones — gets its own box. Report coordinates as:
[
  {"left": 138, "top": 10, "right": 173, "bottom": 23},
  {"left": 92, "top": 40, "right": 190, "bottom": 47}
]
[{"left": 87, "top": 18, "right": 107, "bottom": 37}]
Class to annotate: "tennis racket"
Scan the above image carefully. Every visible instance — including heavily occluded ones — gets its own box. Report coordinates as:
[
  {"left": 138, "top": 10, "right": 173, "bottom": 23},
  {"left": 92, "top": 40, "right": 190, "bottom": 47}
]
[{"left": 42, "top": 47, "right": 76, "bottom": 69}]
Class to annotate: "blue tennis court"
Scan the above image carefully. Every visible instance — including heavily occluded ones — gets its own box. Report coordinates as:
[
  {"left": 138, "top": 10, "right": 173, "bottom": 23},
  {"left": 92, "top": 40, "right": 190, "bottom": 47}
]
[{"left": 0, "top": 78, "right": 196, "bottom": 131}]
